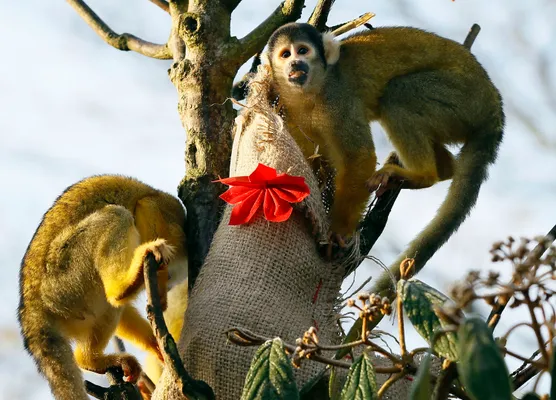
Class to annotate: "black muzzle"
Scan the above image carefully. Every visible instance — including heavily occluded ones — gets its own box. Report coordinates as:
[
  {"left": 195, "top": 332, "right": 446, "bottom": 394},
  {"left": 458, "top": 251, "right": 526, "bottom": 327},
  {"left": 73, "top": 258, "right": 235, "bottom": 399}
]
[{"left": 287, "top": 61, "right": 309, "bottom": 86}]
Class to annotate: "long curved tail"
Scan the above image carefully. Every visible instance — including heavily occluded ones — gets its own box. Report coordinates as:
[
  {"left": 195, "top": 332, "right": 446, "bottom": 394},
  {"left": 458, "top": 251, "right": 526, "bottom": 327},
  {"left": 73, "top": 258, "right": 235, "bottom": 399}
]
[
  {"left": 18, "top": 297, "right": 89, "bottom": 400},
  {"left": 370, "top": 125, "right": 504, "bottom": 299}
]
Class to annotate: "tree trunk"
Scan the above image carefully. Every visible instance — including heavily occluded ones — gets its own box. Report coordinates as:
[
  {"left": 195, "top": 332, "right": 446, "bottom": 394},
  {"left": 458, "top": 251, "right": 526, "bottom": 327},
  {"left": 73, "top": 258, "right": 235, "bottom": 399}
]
[{"left": 169, "top": 0, "right": 236, "bottom": 287}]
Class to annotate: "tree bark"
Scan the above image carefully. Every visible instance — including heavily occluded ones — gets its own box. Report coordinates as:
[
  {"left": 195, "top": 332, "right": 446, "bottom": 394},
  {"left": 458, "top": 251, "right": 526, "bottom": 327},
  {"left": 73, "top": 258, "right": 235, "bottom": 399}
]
[{"left": 168, "top": 1, "right": 235, "bottom": 287}]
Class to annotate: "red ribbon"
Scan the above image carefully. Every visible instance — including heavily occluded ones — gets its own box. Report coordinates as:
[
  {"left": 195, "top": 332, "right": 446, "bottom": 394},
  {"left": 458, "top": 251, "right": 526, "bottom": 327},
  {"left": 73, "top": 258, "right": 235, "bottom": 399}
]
[{"left": 215, "top": 163, "right": 311, "bottom": 225}]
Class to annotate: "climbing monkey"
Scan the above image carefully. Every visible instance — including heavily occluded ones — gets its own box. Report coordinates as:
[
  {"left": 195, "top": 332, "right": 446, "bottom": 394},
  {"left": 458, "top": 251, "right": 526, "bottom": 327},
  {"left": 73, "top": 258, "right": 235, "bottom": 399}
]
[
  {"left": 263, "top": 23, "right": 503, "bottom": 294},
  {"left": 18, "top": 175, "right": 187, "bottom": 400}
]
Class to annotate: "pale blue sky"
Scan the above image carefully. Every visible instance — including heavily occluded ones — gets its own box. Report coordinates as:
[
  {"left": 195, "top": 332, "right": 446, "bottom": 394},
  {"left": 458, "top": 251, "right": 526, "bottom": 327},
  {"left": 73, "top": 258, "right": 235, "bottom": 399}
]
[{"left": 1, "top": 1, "right": 555, "bottom": 397}]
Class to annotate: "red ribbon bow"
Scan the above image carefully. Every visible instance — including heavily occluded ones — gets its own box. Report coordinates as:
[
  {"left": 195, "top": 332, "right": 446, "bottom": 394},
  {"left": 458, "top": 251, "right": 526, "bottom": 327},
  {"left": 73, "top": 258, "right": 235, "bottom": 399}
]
[{"left": 215, "top": 163, "right": 311, "bottom": 225}]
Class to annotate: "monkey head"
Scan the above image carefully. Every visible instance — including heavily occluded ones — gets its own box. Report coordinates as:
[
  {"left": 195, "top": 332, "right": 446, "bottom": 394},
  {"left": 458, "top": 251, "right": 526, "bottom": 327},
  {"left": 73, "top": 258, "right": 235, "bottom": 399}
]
[{"left": 264, "top": 23, "right": 340, "bottom": 94}]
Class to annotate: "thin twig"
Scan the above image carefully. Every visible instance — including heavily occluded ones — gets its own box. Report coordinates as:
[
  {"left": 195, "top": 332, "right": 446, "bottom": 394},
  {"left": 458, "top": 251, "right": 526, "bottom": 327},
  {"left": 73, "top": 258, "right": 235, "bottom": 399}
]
[
  {"left": 503, "top": 348, "right": 546, "bottom": 369},
  {"left": 229, "top": 0, "right": 305, "bottom": 69},
  {"left": 307, "top": 0, "right": 335, "bottom": 31},
  {"left": 85, "top": 381, "right": 107, "bottom": 399},
  {"left": 433, "top": 362, "right": 458, "bottom": 400},
  {"left": 67, "top": 0, "right": 172, "bottom": 59},
  {"left": 463, "top": 24, "right": 481, "bottom": 49},
  {"left": 85, "top": 367, "right": 143, "bottom": 399},
  {"left": 149, "top": 0, "right": 169, "bottom": 13},
  {"left": 143, "top": 253, "right": 215, "bottom": 399},
  {"left": 397, "top": 296, "right": 407, "bottom": 356},
  {"left": 113, "top": 336, "right": 125, "bottom": 352},
  {"left": 488, "top": 224, "right": 556, "bottom": 330},
  {"left": 331, "top": 12, "right": 376, "bottom": 37},
  {"left": 225, "top": 327, "right": 403, "bottom": 373},
  {"left": 231, "top": 53, "right": 262, "bottom": 101},
  {"left": 526, "top": 297, "right": 550, "bottom": 363},
  {"left": 377, "top": 372, "right": 405, "bottom": 398}
]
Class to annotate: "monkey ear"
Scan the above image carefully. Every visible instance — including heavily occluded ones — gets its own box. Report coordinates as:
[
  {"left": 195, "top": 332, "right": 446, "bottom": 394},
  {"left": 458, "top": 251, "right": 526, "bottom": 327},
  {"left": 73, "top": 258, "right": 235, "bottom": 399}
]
[
  {"left": 322, "top": 32, "right": 340, "bottom": 65},
  {"left": 261, "top": 51, "right": 271, "bottom": 66}
]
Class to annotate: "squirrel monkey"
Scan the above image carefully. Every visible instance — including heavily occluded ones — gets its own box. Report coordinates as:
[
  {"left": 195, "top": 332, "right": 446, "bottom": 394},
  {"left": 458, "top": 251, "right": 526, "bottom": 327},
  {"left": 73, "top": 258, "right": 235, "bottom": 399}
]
[
  {"left": 264, "top": 23, "right": 503, "bottom": 293},
  {"left": 18, "top": 175, "right": 187, "bottom": 400}
]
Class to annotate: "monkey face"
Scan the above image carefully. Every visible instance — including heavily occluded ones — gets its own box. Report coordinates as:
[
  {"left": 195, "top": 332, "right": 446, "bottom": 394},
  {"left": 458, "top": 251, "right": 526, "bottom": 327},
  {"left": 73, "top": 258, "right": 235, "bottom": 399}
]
[{"left": 269, "top": 40, "right": 326, "bottom": 92}]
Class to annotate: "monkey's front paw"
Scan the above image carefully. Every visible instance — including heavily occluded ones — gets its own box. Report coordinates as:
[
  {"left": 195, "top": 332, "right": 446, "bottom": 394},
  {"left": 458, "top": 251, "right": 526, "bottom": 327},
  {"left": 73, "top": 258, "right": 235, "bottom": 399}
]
[
  {"left": 116, "top": 354, "right": 142, "bottom": 383},
  {"left": 366, "top": 168, "right": 403, "bottom": 197},
  {"left": 144, "top": 239, "right": 175, "bottom": 269},
  {"left": 320, "top": 232, "right": 351, "bottom": 260}
]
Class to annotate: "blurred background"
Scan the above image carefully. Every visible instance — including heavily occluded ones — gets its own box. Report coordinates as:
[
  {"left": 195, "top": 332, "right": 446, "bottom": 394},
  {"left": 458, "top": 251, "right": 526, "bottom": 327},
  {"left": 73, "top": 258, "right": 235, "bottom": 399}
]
[{"left": 1, "top": 0, "right": 555, "bottom": 398}]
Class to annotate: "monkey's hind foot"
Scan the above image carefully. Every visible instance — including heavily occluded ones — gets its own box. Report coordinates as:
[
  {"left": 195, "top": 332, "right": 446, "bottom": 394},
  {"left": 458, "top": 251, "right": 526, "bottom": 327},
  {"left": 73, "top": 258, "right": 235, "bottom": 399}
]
[
  {"left": 366, "top": 167, "right": 404, "bottom": 197},
  {"left": 141, "top": 239, "right": 175, "bottom": 269},
  {"left": 131, "top": 239, "right": 175, "bottom": 310},
  {"left": 115, "top": 354, "right": 142, "bottom": 383},
  {"left": 320, "top": 232, "right": 353, "bottom": 261}
]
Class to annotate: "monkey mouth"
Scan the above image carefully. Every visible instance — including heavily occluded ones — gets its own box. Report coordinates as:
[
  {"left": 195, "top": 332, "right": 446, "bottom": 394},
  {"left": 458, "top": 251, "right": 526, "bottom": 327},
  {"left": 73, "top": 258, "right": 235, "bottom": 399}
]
[{"left": 288, "top": 70, "right": 308, "bottom": 85}]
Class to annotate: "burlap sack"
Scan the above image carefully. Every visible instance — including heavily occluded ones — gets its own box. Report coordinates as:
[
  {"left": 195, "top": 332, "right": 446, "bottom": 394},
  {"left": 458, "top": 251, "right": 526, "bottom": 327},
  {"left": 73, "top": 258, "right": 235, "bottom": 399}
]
[
  {"left": 152, "top": 66, "right": 427, "bottom": 400},
  {"left": 152, "top": 66, "right": 344, "bottom": 400}
]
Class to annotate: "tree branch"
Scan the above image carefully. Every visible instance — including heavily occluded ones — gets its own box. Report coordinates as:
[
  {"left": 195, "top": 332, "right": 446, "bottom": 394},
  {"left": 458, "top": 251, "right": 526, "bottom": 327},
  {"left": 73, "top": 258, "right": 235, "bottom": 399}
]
[
  {"left": 67, "top": 0, "right": 172, "bottom": 59},
  {"left": 231, "top": 53, "right": 261, "bottom": 101},
  {"left": 143, "top": 253, "right": 215, "bottom": 400},
  {"left": 307, "top": 0, "right": 335, "bottom": 31},
  {"left": 331, "top": 13, "right": 375, "bottom": 37},
  {"left": 149, "top": 0, "right": 170, "bottom": 13},
  {"left": 85, "top": 367, "right": 143, "bottom": 400},
  {"left": 227, "top": 0, "right": 305, "bottom": 69},
  {"left": 463, "top": 23, "right": 481, "bottom": 50},
  {"left": 219, "top": 0, "right": 242, "bottom": 13}
]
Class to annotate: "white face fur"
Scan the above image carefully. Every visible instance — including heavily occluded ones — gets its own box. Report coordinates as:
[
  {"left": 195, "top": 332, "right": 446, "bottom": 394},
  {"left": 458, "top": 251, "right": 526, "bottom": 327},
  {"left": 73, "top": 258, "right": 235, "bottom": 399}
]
[{"left": 264, "top": 31, "right": 340, "bottom": 94}]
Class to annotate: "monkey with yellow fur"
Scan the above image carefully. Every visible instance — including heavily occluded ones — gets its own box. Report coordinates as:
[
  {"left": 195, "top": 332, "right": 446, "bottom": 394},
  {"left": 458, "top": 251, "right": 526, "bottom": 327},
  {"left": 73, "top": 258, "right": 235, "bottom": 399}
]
[
  {"left": 18, "top": 175, "right": 187, "bottom": 400},
  {"left": 264, "top": 23, "right": 503, "bottom": 295}
]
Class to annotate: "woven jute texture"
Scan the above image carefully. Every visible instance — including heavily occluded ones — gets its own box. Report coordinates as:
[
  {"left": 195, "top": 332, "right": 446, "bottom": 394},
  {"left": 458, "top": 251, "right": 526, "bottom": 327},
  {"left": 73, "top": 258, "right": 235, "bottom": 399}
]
[
  {"left": 152, "top": 66, "right": 344, "bottom": 400},
  {"left": 152, "top": 66, "right": 422, "bottom": 400}
]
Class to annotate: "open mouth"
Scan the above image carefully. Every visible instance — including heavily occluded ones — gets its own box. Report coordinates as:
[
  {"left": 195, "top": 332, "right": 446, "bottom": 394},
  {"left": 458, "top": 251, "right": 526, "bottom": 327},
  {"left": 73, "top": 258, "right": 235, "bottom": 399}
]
[
  {"left": 289, "top": 70, "right": 306, "bottom": 79},
  {"left": 288, "top": 70, "right": 308, "bottom": 85}
]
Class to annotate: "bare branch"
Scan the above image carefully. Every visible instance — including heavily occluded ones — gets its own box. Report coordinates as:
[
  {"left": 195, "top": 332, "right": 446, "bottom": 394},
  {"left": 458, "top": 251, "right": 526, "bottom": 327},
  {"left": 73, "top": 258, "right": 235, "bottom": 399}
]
[
  {"left": 463, "top": 23, "right": 481, "bottom": 49},
  {"left": 227, "top": 0, "right": 305, "bottom": 69},
  {"left": 149, "top": 0, "right": 170, "bottom": 13},
  {"left": 67, "top": 0, "right": 172, "bottom": 59},
  {"left": 85, "top": 381, "right": 107, "bottom": 399},
  {"left": 85, "top": 367, "right": 142, "bottom": 400},
  {"left": 307, "top": 0, "right": 335, "bottom": 31},
  {"left": 331, "top": 12, "right": 375, "bottom": 37},
  {"left": 219, "top": 0, "right": 242, "bottom": 13},
  {"left": 113, "top": 336, "right": 125, "bottom": 352},
  {"left": 143, "top": 253, "right": 215, "bottom": 399},
  {"left": 231, "top": 53, "right": 261, "bottom": 101}
]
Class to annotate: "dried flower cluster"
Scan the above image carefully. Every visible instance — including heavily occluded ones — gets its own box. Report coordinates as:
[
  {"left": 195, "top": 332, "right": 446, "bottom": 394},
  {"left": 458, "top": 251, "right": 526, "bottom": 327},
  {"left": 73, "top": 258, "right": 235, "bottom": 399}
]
[
  {"left": 449, "top": 236, "right": 556, "bottom": 311},
  {"left": 346, "top": 292, "right": 393, "bottom": 323},
  {"left": 292, "top": 327, "right": 320, "bottom": 368}
]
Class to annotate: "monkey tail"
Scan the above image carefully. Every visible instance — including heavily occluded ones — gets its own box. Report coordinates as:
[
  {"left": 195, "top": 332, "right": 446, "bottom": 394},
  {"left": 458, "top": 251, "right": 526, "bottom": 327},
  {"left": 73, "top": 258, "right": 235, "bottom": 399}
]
[
  {"left": 18, "top": 296, "right": 89, "bottom": 400},
  {"left": 371, "top": 123, "right": 504, "bottom": 298}
]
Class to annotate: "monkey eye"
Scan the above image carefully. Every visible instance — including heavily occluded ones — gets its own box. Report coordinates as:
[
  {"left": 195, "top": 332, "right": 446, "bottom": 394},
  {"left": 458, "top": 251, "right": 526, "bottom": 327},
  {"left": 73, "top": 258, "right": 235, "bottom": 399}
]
[
  {"left": 298, "top": 46, "right": 309, "bottom": 55},
  {"left": 280, "top": 50, "right": 291, "bottom": 59}
]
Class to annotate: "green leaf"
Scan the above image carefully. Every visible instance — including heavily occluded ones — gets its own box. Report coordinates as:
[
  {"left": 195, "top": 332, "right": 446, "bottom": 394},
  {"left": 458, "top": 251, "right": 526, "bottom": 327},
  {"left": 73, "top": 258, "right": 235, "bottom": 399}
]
[
  {"left": 457, "top": 317, "right": 512, "bottom": 400},
  {"left": 240, "top": 338, "right": 299, "bottom": 400},
  {"left": 521, "top": 393, "right": 541, "bottom": 400},
  {"left": 409, "top": 352, "right": 432, "bottom": 400},
  {"left": 398, "top": 279, "right": 458, "bottom": 360},
  {"left": 339, "top": 352, "right": 379, "bottom": 400}
]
